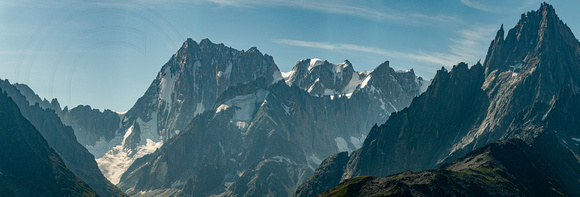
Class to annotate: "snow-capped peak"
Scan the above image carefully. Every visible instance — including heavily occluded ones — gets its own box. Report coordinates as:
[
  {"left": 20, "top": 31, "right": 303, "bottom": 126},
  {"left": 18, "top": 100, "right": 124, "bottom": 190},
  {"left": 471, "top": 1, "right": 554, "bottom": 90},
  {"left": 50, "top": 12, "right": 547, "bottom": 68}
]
[{"left": 308, "top": 58, "right": 325, "bottom": 72}]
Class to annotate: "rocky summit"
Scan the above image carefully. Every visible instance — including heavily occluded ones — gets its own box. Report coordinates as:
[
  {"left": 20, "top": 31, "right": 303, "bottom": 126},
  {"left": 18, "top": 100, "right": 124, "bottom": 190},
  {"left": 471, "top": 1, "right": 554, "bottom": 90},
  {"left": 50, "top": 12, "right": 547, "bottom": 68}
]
[{"left": 296, "top": 3, "right": 580, "bottom": 196}]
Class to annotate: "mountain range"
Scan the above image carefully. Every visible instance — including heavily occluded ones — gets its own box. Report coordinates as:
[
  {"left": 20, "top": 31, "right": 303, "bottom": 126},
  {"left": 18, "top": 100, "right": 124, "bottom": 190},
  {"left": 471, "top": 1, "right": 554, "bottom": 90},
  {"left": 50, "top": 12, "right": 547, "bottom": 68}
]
[
  {"left": 296, "top": 3, "right": 580, "bottom": 196},
  {"left": 1, "top": 2, "right": 579, "bottom": 197},
  {"left": 1, "top": 36, "right": 425, "bottom": 196},
  {"left": 110, "top": 39, "right": 426, "bottom": 196}
]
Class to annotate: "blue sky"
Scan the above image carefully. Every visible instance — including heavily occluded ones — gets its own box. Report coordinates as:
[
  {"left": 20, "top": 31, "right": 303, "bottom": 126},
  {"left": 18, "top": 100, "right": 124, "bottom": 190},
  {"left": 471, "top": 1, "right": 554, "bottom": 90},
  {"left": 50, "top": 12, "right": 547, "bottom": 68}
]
[{"left": 1, "top": 0, "right": 579, "bottom": 111}]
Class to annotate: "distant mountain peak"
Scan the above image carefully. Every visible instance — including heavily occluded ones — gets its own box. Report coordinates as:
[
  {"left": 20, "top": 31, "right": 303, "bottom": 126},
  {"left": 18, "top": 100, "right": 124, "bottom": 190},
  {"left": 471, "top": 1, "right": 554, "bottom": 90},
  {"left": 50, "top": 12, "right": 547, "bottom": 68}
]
[
  {"left": 247, "top": 46, "right": 260, "bottom": 53},
  {"left": 343, "top": 59, "right": 352, "bottom": 65},
  {"left": 285, "top": 58, "right": 358, "bottom": 95},
  {"left": 199, "top": 38, "right": 213, "bottom": 46},
  {"left": 182, "top": 38, "right": 199, "bottom": 50},
  {"left": 373, "top": 60, "right": 393, "bottom": 74}
]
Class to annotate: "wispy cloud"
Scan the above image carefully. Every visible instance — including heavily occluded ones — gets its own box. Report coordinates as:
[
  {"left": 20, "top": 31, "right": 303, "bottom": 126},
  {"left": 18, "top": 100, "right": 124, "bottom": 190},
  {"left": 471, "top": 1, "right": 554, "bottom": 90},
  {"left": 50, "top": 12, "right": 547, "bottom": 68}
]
[
  {"left": 460, "top": 0, "right": 537, "bottom": 13},
  {"left": 275, "top": 0, "right": 405, "bottom": 22},
  {"left": 274, "top": 25, "right": 497, "bottom": 69},
  {"left": 273, "top": 39, "right": 457, "bottom": 67},
  {"left": 449, "top": 25, "right": 498, "bottom": 63},
  {"left": 460, "top": 0, "right": 493, "bottom": 12},
  {"left": 202, "top": 0, "right": 460, "bottom": 25}
]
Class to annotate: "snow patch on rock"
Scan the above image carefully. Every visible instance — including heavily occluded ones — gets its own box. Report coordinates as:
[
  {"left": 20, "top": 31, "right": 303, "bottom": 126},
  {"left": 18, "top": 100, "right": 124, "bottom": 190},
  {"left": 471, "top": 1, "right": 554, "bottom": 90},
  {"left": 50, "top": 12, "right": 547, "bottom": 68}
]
[
  {"left": 282, "top": 70, "right": 295, "bottom": 85},
  {"left": 343, "top": 72, "right": 364, "bottom": 94},
  {"left": 272, "top": 70, "right": 283, "bottom": 84},
  {"left": 271, "top": 156, "right": 294, "bottom": 164},
  {"left": 96, "top": 112, "right": 163, "bottom": 184},
  {"left": 97, "top": 138, "right": 163, "bottom": 184},
  {"left": 234, "top": 121, "right": 248, "bottom": 130},
  {"left": 360, "top": 75, "right": 372, "bottom": 89},
  {"left": 194, "top": 101, "right": 206, "bottom": 116},
  {"left": 218, "top": 89, "right": 270, "bottom": 130},
  {"left": 281, "top": 70, "right": 294, "bottom": 79},
  {"left": 308, "top": 58, "right": 324, "bottom": 72},
  {"left": 350, "top": 134, "right": 366, "bottom": 149},
  {"left": 86, "top": 135, "right": 124, "bottom": 158},
  {"left": 335, "top": 137, "right": 349, "bottom": 152},
  {"left": 216, "top": 104, "right": 230, "bottom": 113},
  {"left": 136, "top": 115, "right": 160, "bottom": 143},
  {"left": 159, "top": 66, "right": 177, "bottom": 113},
  {"left": 307, "top": 78, "right": 320, "bottom": 93},
  {"left": 171, "top": 180, "right": 186, "bottom": 188}
]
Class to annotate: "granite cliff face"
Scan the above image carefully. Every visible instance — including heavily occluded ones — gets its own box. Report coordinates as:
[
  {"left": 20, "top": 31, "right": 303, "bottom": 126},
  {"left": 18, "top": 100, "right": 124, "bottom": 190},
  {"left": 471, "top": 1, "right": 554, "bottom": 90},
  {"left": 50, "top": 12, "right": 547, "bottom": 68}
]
[
  {"left": 296, "top": 3, "right": 580, "bottom": 196},
  {"left": 117, "top": 57, "right": 426, "bottom": 196}
]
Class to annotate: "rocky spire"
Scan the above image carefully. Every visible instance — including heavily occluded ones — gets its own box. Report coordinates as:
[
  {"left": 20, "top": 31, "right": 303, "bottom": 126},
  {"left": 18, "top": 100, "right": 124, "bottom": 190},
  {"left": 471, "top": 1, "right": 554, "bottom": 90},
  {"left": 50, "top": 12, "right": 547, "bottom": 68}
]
[
  {"left": 483, "top": 3, "right": 579, "bottom": 77},
  {"left": 483, "top": 24, "right": 504, "bottom": 75}
]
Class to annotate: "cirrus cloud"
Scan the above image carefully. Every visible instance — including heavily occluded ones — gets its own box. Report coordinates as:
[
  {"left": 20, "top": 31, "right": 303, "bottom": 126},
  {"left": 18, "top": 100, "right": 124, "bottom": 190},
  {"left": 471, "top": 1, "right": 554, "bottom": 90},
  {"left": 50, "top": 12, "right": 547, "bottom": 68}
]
[
  {"left": 460, "top": 0, "right": 537, "bottom": 13},
  {"left": 274, "top": 24, "right": 497, "bottom": 74}
]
